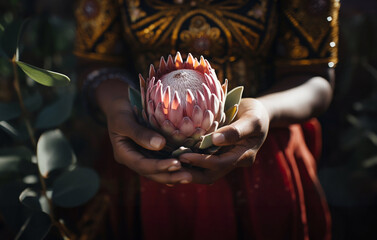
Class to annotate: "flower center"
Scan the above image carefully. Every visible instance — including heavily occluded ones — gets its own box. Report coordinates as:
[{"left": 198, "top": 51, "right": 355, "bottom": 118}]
[{"left": 160, "top": 69, "right": 204, "bottom": 103}]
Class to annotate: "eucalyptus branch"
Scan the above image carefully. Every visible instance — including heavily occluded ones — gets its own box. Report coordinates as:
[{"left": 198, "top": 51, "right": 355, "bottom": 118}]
[{"left": 11, "top": 56, "right": 74, "bottom": 239}]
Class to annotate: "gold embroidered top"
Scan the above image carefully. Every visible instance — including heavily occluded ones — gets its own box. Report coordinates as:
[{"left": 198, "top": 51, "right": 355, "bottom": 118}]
[{"left": 74, "top": 0, "right": 339, "bottom": 97}]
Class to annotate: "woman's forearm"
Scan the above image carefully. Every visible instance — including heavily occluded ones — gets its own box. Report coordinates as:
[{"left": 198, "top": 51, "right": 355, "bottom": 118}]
[{"left": 257, "top": 75, "right": 333, "bottom": 128}]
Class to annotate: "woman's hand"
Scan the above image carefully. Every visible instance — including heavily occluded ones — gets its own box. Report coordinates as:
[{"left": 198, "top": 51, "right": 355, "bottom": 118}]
[
  {"left": 178, "top": 98, "right": 270, "bottom": 184},
  {"left": 97, "top": 79, "right": 192, "bottom": 185}
]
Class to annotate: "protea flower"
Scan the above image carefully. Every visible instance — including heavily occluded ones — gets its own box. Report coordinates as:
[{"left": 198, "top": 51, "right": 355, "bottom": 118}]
[{"left": 129, "top": 52, "right": 243, "bottom": 155}]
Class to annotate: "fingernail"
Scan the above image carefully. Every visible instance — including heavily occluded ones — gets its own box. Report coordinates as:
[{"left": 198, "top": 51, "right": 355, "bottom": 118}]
[
  {"left": 179, "top": 157, "right": 190, "bottom": 164},
  {"left": 168, "top": 165, "right": 180, "bottom": 172},
  {"left": 180, "top": 179, "right": 190, "bottom": 184},
  {"left": 212, "top": 133, "right": 225, "bottom": 144},
  {"left": 150, "top": 137, "right": 163, "bottom": 149}
]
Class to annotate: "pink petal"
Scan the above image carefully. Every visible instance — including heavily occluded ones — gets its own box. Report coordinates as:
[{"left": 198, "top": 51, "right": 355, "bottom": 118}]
[
  {"left": 139, "top": 74, "right": 146, "bottom": 89},
  {"left": 154, "top": 102, "right": 166, "bottom": 126},
  {"left": 207, "top": 120, "right": 219, "bottom": 133},
  {"left": 196, "top": 90, "right": 207, "bottom": 110},
  {"left": 204, "top": 59, "right": 211, "bottom": 74},
  {"left": 147, "top": 100, "right": 155, "bottom": 116},
  {"left": 161, "top": 119, "right": 176, "bottom": 135},
  {"left": 196, "top": 55, "right": 206, "bottom": 72},
  {"left": 204, "top": 73, "right": 215, "bottom": 93},
  {"left": 185, "top": 89, "right": 195, "bottom": 117},
  {"left": 159, "top": 56, "right": 167, "bottom": 74},
  {"left": 185, "top": 53, "right": 194, "bottom": 69},
  {"left": 167, "top": 55, "right": 175, "bottom": 70},
  {"left": 202, "top": 110, "right": 214, "bottom": 131},
  {"left": 163, "top": 86, "right": 170, "bottom": 114},
  {"left": 149, "top": 64, "right": 156, "bottom": 80},
  {"left": 192, "top": 105, "right": 203, "bottom": 127},
  {"left": 172, "top": 130, "right": 186, "bottom": 144},
  {"left": 210, "top": 72, "right": 222, "bottom": 100},
  {"left": 153, "top": 81, "right": 163, "bottom": 107},
  {"left": 193, "top": 57, "right": 199, "bottom": 69},
  {"left": 221, "top": 79, "right": 228, "bottom": 102},
  {"left": 175, "top": 51, "right": 183, "bottom": 69},
  {"left": 179, "top": 117, "right": 195, "bottom": 137},
  {"left": 168, "top": 91, "right": 183, "bottom": 127},
  {"left": 202, "top": 83, "right": 212, "bottom": 107},
  {"left": 210, "top": 93, "right": 220, "bottom": 118}
]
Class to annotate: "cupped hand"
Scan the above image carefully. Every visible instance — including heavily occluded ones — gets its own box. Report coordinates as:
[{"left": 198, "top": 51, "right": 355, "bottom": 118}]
[
  {"left": 96, "top": 77, "right": 193, "bottom": 185},
  {"left": 178, "top": 98, "right": 270, "bottom": 184}
]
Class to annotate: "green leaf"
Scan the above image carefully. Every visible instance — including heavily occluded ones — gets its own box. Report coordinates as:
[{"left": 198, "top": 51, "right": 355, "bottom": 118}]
[
  {"left": 0, "top": 91, "right": 42, "bottom": 121},
  {"left": 172, "top": 147, "right": 193, "bottom": 158},
  {"left": 225, "top": 104, "right": 239, "bottom": 124},
  {"left": 199, "top": 133, "right": 214, "bottom": 149},
  {"left": 16, "top": 61, "right": 70, "bottom": 87},
  {"left": 37, "top": 129, "right": 76, "bottom": 178},
  {"left": 224, "top": 86, "right": 244, "bottom": 112},
  {"left": 0, "top": 147, "right": 35, "bottom": 178},
  {"left": 52, "top": 167, "right": 99, "bottom": 208},
  {"left": 128, "top": 87, "right": 142, "bottom": 111},
  {"left": 35, "top": 90, "right": 75, "bottom": 129},
  {"left": 19, "top": 188, "right": 41, "bottom": 211},
  {"left": 14, "top": 211, "right": 51, "bottom": 240}
]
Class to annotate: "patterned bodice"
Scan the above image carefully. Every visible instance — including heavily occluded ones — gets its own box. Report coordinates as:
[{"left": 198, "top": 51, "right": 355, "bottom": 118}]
[{"left": 75, "top": 0, "right": 339, "bottom": 97}]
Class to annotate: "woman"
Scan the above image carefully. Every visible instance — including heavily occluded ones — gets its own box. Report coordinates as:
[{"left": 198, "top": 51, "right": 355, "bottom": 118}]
[{"left": 75, "top": 0, "right": 339, "bottom": 239}]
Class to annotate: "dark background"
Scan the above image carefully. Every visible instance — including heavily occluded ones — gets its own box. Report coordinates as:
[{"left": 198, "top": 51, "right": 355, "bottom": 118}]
[{"left": 1, "top": 0, "right": 377, "bottom": 239}]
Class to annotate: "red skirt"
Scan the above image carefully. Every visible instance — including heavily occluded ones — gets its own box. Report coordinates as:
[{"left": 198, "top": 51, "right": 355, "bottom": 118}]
[{"left": 98, "top": 119, "right": 331, "bottom": 240}]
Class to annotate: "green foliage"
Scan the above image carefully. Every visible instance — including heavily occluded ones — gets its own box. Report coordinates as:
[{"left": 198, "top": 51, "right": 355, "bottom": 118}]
[
  {"left": 16, "top": 61, "right": 70, "bottom": 87},
  {"left": 37, "top": 129, "right": 76, "bottom": 177},
  {"left": 0, "top": 7, "right": 98, "bottom": 239},
  {"left": 52, "top": 167, "right": 100, "bottom": 208}
]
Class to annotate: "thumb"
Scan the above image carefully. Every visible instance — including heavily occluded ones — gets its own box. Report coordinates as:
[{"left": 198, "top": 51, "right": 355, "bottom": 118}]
[{"left": 211, "top": 116, "right": 255, "bottom": 146}]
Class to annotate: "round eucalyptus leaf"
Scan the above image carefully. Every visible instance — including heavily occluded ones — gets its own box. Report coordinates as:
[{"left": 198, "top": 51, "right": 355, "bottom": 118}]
[
  {"left": 16, "top": 61, "right": 70, "bottom": 87},
  {"left": 35, "top": 90, "right": 75, "bottom": 129},
  {"left": 52, "top": 167, "right": 99, "bottom": 208},
  {"left": 19, "top": 188, "right": 41, "bottom": 211},
  {"left": 37, "top": 129, "right": 76, "bottom": 178},
  {"left": 14, "top": 211, "right": 51, "bottom": 240}
]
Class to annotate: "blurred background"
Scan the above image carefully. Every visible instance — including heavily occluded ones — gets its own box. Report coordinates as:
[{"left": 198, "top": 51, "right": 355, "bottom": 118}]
[{"left": 0, "top": 0, "right": 376, "bottom": 239}]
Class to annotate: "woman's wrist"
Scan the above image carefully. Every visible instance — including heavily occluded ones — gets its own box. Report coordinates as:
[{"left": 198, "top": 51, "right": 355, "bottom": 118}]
[{"left": 95, "top": 78, "right": 130, "bottom": 117}]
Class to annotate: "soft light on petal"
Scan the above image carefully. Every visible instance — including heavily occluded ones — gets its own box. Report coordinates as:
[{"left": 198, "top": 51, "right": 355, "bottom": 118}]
[
  {"left": 210, "top": 93, "right": 220, "bottom": 118},
  {"left": 179, "top": 117, "right": 195, "bottom": 137},
  {"left": 149, "top": 64, "right": 156, "bottom": 80},
  {"left": 185, "top": 53, "right": 194, "bottom": 69},
  {"left": 202, "top": 110, "right": 214, "bottom": 131},
  {"left": 175, "top": 51, "right": 183, "bottom": 68},
  {"left": 155, "top": 102, "right": 166, "bottom": 126},
  {"left": 159, "top": 56, "right": 167, "bottom": 74},
  {"left": 202, "top": 83, "right": 212, "bottom": 106},
  {"left": 185, "top": 89, "right": 195, "bottom": 117},
  {"left": 162, "top": 119, "right": 176, "bottom": 135},
  {"left": 192, "top": 105, "right": 203, "bottom": 127},
  {"left": 168, "top": 91, "right": 183, "bottom": 126},
  {"left": 163, "top": 86, "right": 171, "bottom": 113},
  {"left": 147, "top": 100, "right": 155, "bottom": 116},
  {"left": 196, "top": 90, "right": 207, "bottom": 110},
  {"left": 167, "top": 55, "right": 175, "bottom": 70}
]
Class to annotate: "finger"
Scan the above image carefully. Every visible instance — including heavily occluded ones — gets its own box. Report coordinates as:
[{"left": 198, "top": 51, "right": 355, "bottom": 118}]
[
  {"left": 110, "top": 112, "right": 166, "bottom": 151},
  {"left": 211, "top": 114, "right": 259, "bottom": 146},
  {"left": 145, "top": 171, "right": 192, "bottom": 185},
  {"left": 179, "top": 153, "right": 220, "bottom": 169},
  {"left": 112, "top": 137, "right": 181, "bottom": 175},
  {"left": 180, "top": 143, "right": 256, "bottom": 169}
]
